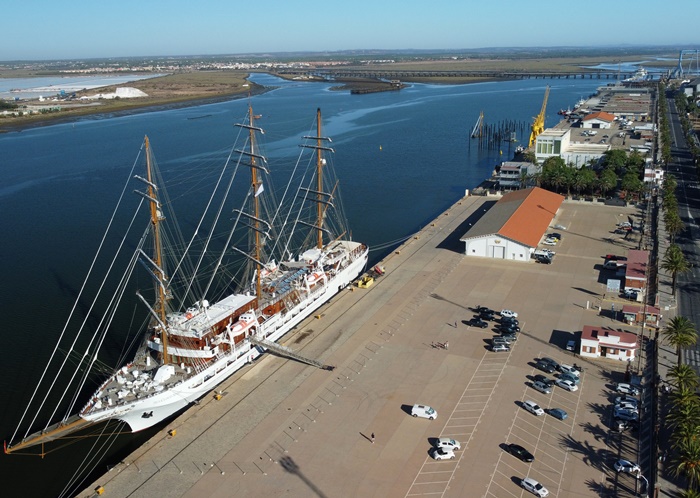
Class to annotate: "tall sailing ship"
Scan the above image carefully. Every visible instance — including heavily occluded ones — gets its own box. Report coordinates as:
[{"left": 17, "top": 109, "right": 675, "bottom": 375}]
[{"left": 6, "top": 107, "right": 368, "bottom": 454}]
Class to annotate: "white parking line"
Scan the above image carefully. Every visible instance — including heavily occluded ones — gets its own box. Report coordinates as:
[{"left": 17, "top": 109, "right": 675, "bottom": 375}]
[{"left": 405, "top": 346, "right": 514, "bottom": 498}]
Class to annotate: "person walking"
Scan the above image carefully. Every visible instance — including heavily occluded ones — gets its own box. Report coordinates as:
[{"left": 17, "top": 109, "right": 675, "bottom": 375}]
[{"left": 371, "top": 432, "right": 375, "bottom": 444}]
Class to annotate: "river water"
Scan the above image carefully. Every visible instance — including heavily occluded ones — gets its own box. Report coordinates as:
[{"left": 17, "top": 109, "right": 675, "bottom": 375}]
[{"left": 0, "top": 73, "right": 603, "bottom": 497}]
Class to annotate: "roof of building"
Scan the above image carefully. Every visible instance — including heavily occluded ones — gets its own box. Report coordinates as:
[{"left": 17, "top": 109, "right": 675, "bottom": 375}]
[
  {"left": 625, "top": 249, "right": 649, "bottom": 281},
  {"left": 581, "top": 325, "right": 638, "bottom": 348},
  {"left": 460, "top": 187, "right": 564, "bottom": 248},
  {"left": 622, "top": 304, "right": 660, "bottom": 315},
  {"left": 582, "top": 111, "right": 616, "bottom": 123}
]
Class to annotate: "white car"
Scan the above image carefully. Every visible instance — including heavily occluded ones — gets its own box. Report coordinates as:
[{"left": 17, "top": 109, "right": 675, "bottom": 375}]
[
  {"left": 616, "top": 383, "right": 640, "bottom": 396},
  {"left": 614, "top": 406, "right": 639, "bottom": 421},
  {"left": 411, "top": 404, "right": 437, "bottom": 420},
  {"left": 615, "top": 395, "right": 639, "bottom": 408},
  {"left": 500, "top": 309, "right": 518, "bottom": 319},
  {"left": 430, "top": 447, "right": 455, "bottom": 460},
  {"left": 435, "top": 437, "right": 461, "bottom": 450},
  {"left": 556, "top": 379, "right": 578, "bottom": 392},
  {"left": 614, "top": 459, "right": 641, "bottom": 475},
  {"left": 521, "top": 477, "right": 549, "bottom": 497},
  {"left": 523, "top": 400, "right": 544, "bottom": 416},
  {"left": 559, "top": 364, "right": 580, "bottom": 377},
  {"left": 617, "top": 401, "right": 638, "bottom": 413},
  {"left": 543, "top": 238, "right": 557, "bottom": 246},
  {"left": 491, "top": 343, "right": 510, "bottom": 352}
]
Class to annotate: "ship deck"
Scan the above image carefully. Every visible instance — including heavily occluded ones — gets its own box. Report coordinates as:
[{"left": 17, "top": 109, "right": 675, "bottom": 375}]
[{"left": 77, "top": 193, "right": 645, "bottom": 498}]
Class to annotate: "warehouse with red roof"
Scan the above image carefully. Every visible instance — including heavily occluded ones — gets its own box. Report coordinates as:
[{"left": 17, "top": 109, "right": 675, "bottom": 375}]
[{"left": 460, "top": 187, "right": 565, "bottom": 261}]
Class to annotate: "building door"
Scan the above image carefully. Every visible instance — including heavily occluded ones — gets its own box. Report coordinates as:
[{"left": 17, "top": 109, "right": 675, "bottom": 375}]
[{"left": 492, "top": 246, "right": 505, "bottom": 259}]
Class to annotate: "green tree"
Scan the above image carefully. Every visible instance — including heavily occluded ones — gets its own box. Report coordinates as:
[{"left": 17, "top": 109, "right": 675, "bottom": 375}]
[
  {"left": 601, "top": 149, "right": 628, "bottom": 174},
  {"left": 672, "top": 436, "right": 700, "bottom": 491},
  {"left": 662, "top": 316, "right": 698, "bottom": 365},
  {"left": 541, "top": 156, "right": 567, "bottom": 193},
  {"left": 620, "top": 171, "right": 644, "bottom": 200},
  {"left": 522, "top": 150, "right": 537, "bottom": 165},
  {"left": 665, "top": 211, "right": 686, "bottom": 243},
  {"left": 662, "top": 244, "right": 691, "bottom": 295},
  {"left": 625, "top": 150, "right": 646, "bottom": 175},
  {"left": 669, "top": 364, "right": 700, "bottom": 391},
  {"left": 573, "top": 167, "right": 596, "bottom": 195},
  {"left": 679, "top": 488, "right": 700, "bottom": 498},
  {"left": 597, "top": 168, "right": 617, "bottom": 198}
]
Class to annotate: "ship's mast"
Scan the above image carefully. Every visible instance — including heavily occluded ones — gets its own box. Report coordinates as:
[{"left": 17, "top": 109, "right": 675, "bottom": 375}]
[
  {"left": 315, "top": 109, "right": 325, "bottom": 249},
  {"left": 145, "top": 136, "right": 169, "bottom": 362},
  {"left": 248, "top": 106, "right": 263, "bottom": 298}
]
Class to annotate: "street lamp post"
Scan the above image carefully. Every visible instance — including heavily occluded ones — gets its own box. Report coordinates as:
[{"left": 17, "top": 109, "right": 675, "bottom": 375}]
[{"left": 639, "top": 474, "right": 649, "bottom": 498}]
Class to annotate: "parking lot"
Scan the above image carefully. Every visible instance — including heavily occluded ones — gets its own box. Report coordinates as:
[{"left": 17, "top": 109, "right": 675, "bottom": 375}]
[
  {"left": 398, "top": 199, "right": 650, "bottom": 497},
  {"left": 84, "top": 196, "right": 652, "bottom": 498}
]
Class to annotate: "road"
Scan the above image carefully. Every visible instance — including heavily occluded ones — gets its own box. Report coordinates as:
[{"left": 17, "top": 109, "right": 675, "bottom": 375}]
[{"left": 667, "top": 97, "right": 700, "bottom": 371}]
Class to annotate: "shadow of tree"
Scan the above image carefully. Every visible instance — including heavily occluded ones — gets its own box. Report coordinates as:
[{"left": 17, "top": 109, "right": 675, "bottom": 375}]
[
  {"left": 584, "top": 478, "right": 609, "bottom": 496},
  {"left": 559, "top": 433, "right": 616, "bottom": 472},
  {"left": 586, "top": 401, "right": 610, "bottom": 419},
  {"left": 580, "top": 421, "right": 609, "bottom": 443}
]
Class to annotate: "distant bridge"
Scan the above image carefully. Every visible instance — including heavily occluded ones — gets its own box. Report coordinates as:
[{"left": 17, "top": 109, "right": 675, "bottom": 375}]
[{"left": 274, "top": 68, "right": 635, "bottom": 81}]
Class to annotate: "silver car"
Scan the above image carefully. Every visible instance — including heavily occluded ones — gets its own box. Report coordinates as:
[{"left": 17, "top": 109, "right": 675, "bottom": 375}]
[
  {"left": 532, "top": 380, "right": 552, "bottom": 394},
  {"left": 521, "top": 477, "right": 549, "bottom": 497}
]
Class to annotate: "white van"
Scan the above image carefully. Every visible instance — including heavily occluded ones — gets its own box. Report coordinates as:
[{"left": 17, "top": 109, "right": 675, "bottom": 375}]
[{"left": 411, "top": 404, "right": 437, "bottom": 420}]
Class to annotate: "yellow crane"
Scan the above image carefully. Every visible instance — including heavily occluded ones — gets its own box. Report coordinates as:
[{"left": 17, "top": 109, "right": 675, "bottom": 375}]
[{"left": 528, "top": 85, "right": 550, "bottom": 148}]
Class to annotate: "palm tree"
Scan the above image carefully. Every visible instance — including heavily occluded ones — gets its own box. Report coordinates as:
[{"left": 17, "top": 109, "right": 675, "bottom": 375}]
[
  {"left": 662, "top": 244, "right": 691, "bottom": 295},
  {"left": 672, "top": 419, "right": 700, "bottom": 451},
  {"left": 663, "top": 316, "right": 698, "bottom": 365},
  {"left": 672, "top": 436, "right": 700, "bottom": 490},
  {"left": 666, "top": 211, "right": 686, "bottom": 242},
  {"left": 522, "top": 150, "right": 537, "bottom": 165},
  {"left": 597, "top": 168, "right": 617, "bottom": 198},
  {"left": 680, "top": 488, "right": 700, "bottom": 498},
  {"left": 668, "top": 387, "right": 700, "bottom": 431},
  {"left": 669, "top": 364, "right": 700, "bottom": 391}
]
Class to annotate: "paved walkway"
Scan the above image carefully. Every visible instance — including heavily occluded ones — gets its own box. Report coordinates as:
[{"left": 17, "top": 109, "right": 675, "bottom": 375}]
[{"left": 648, "top": 191, "right": 684, "bottom": 498}]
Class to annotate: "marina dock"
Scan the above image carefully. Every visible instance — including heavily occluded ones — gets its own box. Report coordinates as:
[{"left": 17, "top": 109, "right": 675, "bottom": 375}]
[{"left": 79, "top": 192, "right": 645, "bottom": 497}]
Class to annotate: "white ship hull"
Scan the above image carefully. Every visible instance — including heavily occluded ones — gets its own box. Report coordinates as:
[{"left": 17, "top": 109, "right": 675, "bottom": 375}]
[{"left": 81, "top": 244, "right": 368, "bottom": 432}]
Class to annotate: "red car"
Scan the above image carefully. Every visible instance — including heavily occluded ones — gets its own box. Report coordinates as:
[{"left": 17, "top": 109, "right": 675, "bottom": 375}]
[{"left": 605, "top": 254, "right": 627, "bottom": 261}]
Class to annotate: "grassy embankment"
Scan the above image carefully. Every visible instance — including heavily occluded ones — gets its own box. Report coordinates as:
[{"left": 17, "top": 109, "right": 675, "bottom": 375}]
[{"left": 0, "top": 71, "right": 255, "bottom": 131}]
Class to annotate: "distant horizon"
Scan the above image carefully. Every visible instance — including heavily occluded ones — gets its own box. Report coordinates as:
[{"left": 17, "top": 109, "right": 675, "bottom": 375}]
[
  {"left": 1, "top": 44, "right": 696, "bottom": 65},
  {"left": 3, "top": 0, "right": 698, "bottom": 61}
]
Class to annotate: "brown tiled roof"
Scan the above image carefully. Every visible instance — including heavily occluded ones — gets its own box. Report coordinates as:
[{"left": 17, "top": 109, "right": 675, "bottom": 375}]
[
  {"left": 461, "top": 187, "right": 564, "bottom": 248},
  {"left": 500, "top": 188, "right": 564, "bottom": 247},
  {"left": 583, "top": 111, "right": 616, "bottom": 123},
  {"left": 622, "top": 305, "right": 660, "bottom": 315},
  {"left": 625, "top": 250, "right": 649, "bottom": 281}
]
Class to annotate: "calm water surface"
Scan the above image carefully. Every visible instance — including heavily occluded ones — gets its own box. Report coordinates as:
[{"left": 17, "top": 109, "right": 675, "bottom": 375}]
[{"left": 0, "top": 74, "right": 602, "bottom": 497}]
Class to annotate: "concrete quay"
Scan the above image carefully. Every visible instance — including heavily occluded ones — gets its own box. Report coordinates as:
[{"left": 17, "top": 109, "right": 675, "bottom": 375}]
[{"left": 80, "top": 194, "right": 649, "bottom": 498}]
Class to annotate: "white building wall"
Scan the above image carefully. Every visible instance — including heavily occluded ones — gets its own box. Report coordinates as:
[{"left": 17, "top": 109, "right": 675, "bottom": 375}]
[
  {"left": 463, "top": 235, "right": 530, "bottom": 261},
  {"left": 582, "top": 118, "right": 613, "bottom": 129}
]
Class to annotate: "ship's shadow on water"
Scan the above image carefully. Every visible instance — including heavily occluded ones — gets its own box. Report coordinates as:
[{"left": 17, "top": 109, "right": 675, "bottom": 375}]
[{"left": 436, "top": 200, "right": 497, "bottom": 252}]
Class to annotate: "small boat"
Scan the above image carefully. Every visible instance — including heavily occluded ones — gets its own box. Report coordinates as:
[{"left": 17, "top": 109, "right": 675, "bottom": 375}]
[{"left": 6, "top": 107, "right": 368, "bottom": 454}]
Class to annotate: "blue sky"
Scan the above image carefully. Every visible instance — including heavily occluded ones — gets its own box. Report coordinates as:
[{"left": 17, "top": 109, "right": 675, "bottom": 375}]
[{"left": 4, "top": 0, "right": 698, "bottom": 61}]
